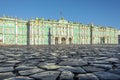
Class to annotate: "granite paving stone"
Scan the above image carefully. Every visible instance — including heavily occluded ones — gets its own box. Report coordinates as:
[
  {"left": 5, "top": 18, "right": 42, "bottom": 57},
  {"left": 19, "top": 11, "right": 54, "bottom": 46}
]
[
  {"left": 0, "top": 62, "right": 15, "bottom": 67},
  {"left": 59, "top": 71, "right": 74, "bottom": 80},
  {"left": 82, "top": 66, "right": 105, "bottom": 73},
  {"left": 38, "top": 63, "right": 61, "bottom": 70},
  {"left": 91, "top": 64, "right": 112, "bottom": 70},
  {"left": 30, "top": 71, "right": 60, "bottom": 80},
  {"left": 0, "top": 72, "right": 15, "bottom": 80},
  {"left": 77, "top": 73, "right": 99, "bottom": 80},
  {"left": 0, "top": 67, "right": 14, "bottom": 73},
  {"left": 15, "top": 66, "right": 35, "bottom": 71},
  {"left": 94, "top": 71, "right": 120, "bottom": 80},
  {"left": 19, "top": 68, "right": 44, "bottom": 76},
  {"left": 4, "top": 76, "right": 35, "bottom": 80},
  {"left": 0, "top": 45, "right": 120, "bottom": 80},
  {"left": 58, "top": 66, "right": 86, "bottom": 74},
  {"left": 108, "top": 69, "right": 120, "bottom": 75},
  {"left": 59, "top": 59, "right": 88, "bottom": 67}
]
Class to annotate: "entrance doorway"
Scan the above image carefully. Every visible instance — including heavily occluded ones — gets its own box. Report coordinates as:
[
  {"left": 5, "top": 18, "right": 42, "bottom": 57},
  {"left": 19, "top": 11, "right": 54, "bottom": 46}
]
[
  {"left": 55, "top": 37, "right": 58, "bottom": 44},
  {"left": 69, "top": 38, "right": 72, "bottom": 44},
  {"left": 118, "top": 35, "right": 120, "bottom": 44},
  {"left": 0, "top": 34, "right": 3, "bottom": 45},
  {"left": 100, "top": 37, "right": 105, "bottom": 44},
  {"left": 61, "top": 37, "right": 66, "bottom": 44}
]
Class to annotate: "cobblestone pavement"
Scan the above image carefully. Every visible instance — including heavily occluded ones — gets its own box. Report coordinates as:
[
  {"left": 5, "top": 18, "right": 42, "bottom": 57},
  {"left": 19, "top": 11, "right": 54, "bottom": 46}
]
[{"left": 0, "top": 45, "right": 120, "bottom": 80}]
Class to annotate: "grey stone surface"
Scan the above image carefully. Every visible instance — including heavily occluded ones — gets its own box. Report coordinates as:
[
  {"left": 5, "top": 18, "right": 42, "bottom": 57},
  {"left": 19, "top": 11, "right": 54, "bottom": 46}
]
[
  {"left": 0, "top": 62, "right": 15, "bottom": 67},
  {"left": 77, "top": 73, "right": 99, "bottom": 80},
  {"left": 58, "top": 66, "right": 86, "bottom": 74},
  {"left": 15, "top": 66, "right": 35, "bottom": 71},
  {"left": 90, "top": 60, "right": 109, "bottom": 64},
  {"left": 82, "top": 66, "right": 105, "bottom": 73},
  {"left": 0, "top": 72, "right": 15, "bottom": 80},
  {"left": 59, "top": 59, "right": 88, "bottom": 67},
  {"left": 30, "top": 71, "right": 60, "bottom": 80},
  {"left": 105, "top": 57, "right": 120, "bottom": 63},
  {"left": 0, "top": 45, "right": 120, "bottom": 80},
  {"left": 91, "top": 64, "right": 112, "bottom": 70},
  {"left": 19, "top": 68, "right": 44, "bottom": 76},
  {"left": 94, "top": 71, "right": 120, "bottom": 80},
  {"left": 0, "top": 67, "right": 14, "bottom": 73},
  {"left": 38, "top": 63, "right": 61, "bottom": 70},
  {"left": 4, "top": 76, "right": 34, "bottom": 80},
  {"left": 59, "top": 71, "right": 74, "bottom": 80},
  {"left": 108, "top": 69, "right": 120, "bottom": 75}
]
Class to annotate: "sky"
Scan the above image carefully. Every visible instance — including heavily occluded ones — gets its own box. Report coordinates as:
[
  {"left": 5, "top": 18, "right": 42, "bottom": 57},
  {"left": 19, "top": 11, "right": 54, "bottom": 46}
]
[{"left": 0, "top": 0, "right": 120, "bottom": 29}]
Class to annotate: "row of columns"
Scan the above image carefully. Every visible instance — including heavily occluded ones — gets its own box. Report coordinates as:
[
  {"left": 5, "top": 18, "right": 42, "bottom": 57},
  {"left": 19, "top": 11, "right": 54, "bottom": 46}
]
[{"left": 27, "top": 22, "right": 72, "bottom": 45}]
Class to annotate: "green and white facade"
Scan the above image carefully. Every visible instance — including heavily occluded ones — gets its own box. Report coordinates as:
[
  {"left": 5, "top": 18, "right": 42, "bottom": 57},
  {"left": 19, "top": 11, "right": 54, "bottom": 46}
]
[{"left": 0, "top": 16, "right": 119, "bottom": 45}]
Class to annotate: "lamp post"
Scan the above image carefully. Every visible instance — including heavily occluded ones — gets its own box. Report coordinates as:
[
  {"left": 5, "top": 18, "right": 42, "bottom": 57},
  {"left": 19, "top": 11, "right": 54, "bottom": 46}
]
[
  {"left": 48, "top": 27, "right": 52, "bottom": 54},
  {"left": 90, "top": 23, "right": 93, "bottom": 45},
  {"left": 27, "top": 20, "right": 30, "bottom": 46},
  {"left": 48, "top": 27, "right": 52, "bottom": 45}
]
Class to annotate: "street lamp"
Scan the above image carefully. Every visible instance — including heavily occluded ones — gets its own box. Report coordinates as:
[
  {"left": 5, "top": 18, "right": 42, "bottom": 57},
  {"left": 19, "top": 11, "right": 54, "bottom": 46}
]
[
  {"left": 48, "top": 27, "right": 53, "bottom": 54},
  {"left": 48, "top": 27, "right": 52, "bottom": 45}
]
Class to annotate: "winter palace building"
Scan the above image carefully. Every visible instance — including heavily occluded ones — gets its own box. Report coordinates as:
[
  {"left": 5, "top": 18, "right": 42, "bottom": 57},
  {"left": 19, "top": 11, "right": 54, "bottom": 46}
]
[{"left": 0, "top": 16, "right": 119, "bottom": 45}]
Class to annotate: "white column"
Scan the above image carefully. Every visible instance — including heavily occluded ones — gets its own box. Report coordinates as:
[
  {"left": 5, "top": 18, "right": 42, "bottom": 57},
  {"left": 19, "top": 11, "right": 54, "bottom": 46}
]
[
  {"left": 15, "top": 19, "right": 18, "bottom": 44},
  {"left": 2, "top": 22, "right": 4, "bottom": 44},
  {"left": 67, "top": 25, "right": 69, "bottom": 37},
  {"left": 52, "top": 37, "right": 55, "bottom": 45},
  {"left": 66, "top": 37, "right": 69, "bottom": 44},
  {"left": 59, "top": 37, "right": 61, "bottom": 44},
  {"left": 38, "top": 26, "right": 40, "bottom": 45}
]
